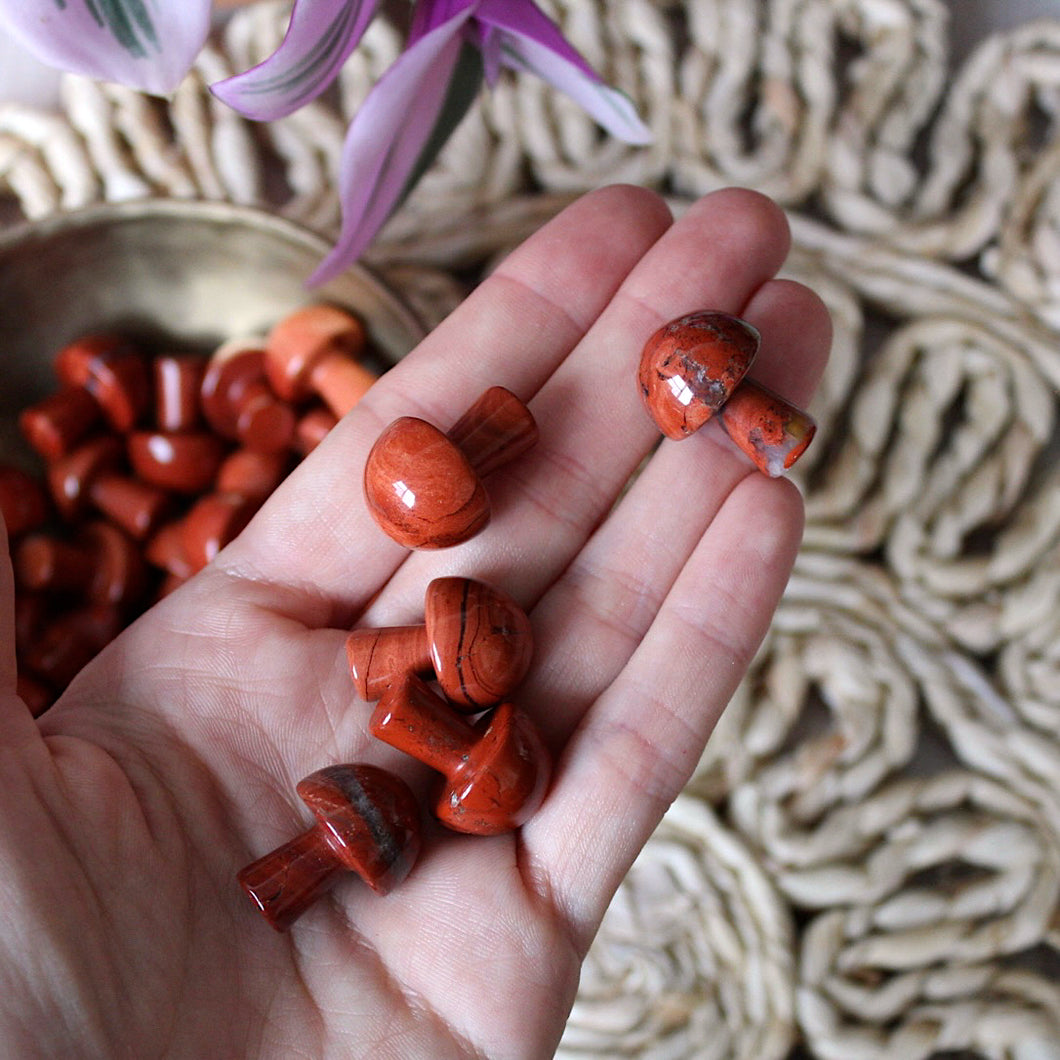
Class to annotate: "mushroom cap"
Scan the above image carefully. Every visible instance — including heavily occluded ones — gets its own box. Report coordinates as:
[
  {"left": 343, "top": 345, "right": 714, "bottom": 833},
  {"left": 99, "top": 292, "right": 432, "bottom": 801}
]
[
  {"left": 201, "top": 339, "right": 295, "bottom": 452},
  {"left": 296, "top": 764, "right": 421, "bottom": 895},
  {"left": 425, "top": 577, "right": 532, "bottom": 710},
  {"left": 180, "top": 492, "right": 257, "bottom": 571},
  {"left": 19, "top": 387, "right": 102, "bottom": 461},
  {"left": 363, "top": 417, "right": 489, "bottom": 549},
  {"left": 637, "top": 310, "right": 759, "bottom": 439},
  {"left": 127, "top": 431, "right": 226, "bottom": 494},
  {"left": 82, "top": 521, "right": 146, "bottom": 606},
  {"left": 433, "top": 703, "right": 550, "bottom": 836},
  {"left": 265, "top": 303, "right": 366, "bottom": 402},
  {"left": 55, "top": 333, "right": 148, "bottom": 432},
  {"left": 47, "top": 435, "right": 124, "bottom": 520}
]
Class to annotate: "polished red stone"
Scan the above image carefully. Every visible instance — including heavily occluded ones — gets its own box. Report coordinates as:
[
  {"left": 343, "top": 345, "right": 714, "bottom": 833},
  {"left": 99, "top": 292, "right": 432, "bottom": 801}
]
[
  {"left": 0, "top": 465, "right": 49, "bottom": 539},
  {"left": 54, "top": 333, "right": 149, "bottom": 432},
  {"left": 717, "top": 380, "right": 817, "bottom": 476},
  {"left": 363, "top": 386, "right": 538, "bottom": 549},
  {"left": 180, "top": 492, "right": 257, "bottom": 571},
  {"left": 19, "top": 387, "right": 102, "bottom": 460},
  {"left": 201, "top": 339, "right": 295, "bottom": 454},
  {"left": 23, "top": 604, "right": 123, "bottom": 688},
  {"left": 145, "top": 521, "right": 194, "bottom": 579},
  {"left": 371, "top": 675, "right": 550, "bottom": 836},
  {"left": 48, "top": 436, "right": 171, "bottom": 540},
  {"left": 294, "top": 406, "right": 338, "bottom": 455},
  {"left": 237, "top": 763, "right": 421, "bottom": 931},
  {"left": 13, "top": 522, "right": 145, "bottom": 607},
  {"left": 154, "top": 353, "right": 206, "bottom": 432},
  {"left": 347, "top": 576, "right": 532, "bottom": 710},
  {"left": 638, "top": 311, "right": 759, "bottom": 439},
  {"left": 215, "top": 448, "right": 290, "bottom": 502},
  {"left": 127, "top": 430, "right": 226, "bottom": 494},
  {"left": 265, "top": 303, "right": 375, "bottom": 417}
]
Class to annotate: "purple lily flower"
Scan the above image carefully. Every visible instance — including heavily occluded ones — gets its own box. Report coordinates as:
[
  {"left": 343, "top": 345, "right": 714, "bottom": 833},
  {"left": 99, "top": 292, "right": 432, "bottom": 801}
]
[
  {"left": 211, "top": 0, "right": 379, "bottom": 121},
  {"left": 304, "top": 0, "right": 652, "bottom": 283},
  {"left": 3, "top": 0, "right": 652, "bottom": 282},
  {"left": 0, "top": 0, "right": 211, "bottom": 96},
  {"left": 214, "top": 0, "right": 652, "bottom": 284}
]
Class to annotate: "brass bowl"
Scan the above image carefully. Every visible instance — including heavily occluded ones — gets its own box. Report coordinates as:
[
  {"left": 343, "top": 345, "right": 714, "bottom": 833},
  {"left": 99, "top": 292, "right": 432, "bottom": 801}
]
[{"left": 0, "top": 198, "right": 426, "bottom": 466}]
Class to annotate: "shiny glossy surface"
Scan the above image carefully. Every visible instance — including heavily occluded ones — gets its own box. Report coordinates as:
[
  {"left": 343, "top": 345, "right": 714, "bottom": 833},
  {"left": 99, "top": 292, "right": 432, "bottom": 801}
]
[
  {"left": 201, "top": 339, "right": 295, "bottom": 454},
  {"left": 55, "top": 334, "right": 148, "bottom": 432},
  {"left": 426, "top": 576, "right": 533, "bottom": 709},
  {"left": 145, "top": 521, "right": 194, "bottom": 579},
  {"left": 718, "top": 379, "right": 817, "bottom": 476},
  {"left": 638, "top": 311, "right": 759, "bottom": 439},
  {"left": 294, "top": 406, "right": 338, "bottom": 455},
  {"left": 48, "top": 436, "right": 170, "bottom": 539},
  {"left": 127, "top": 430, "right": 226, "bottom": 494},
  {"left": 238, "top": 764, "right": 421, "bottom": 931},
  {"left": 447, "top": 386, "right": 539, "bottom": 479},
  {"left": 180, "top": 492, "right": 257, "bottom": 571},
  {"left": 265, "top": 303, "right": 374, "bottom": 417},
  {"left": 346, "top": 576, "right": 533, "bottom": 709},
  {"left": 13, "top": 522, "right": 145, "bottom": 606},
  {"left": 371, "top": 675, "right": 550, "bottom": 836},
  {"left": 215, "top": 448, "right": 290, "bottom": 501},
  {"left": 363, "top": 387, "right": 537, "bottom": 549},
  {"left": 0, "top": 200, "right": 425, "bottom": 475},
  {"left": 154, "top": 353, "right": 205, "bottom": 432},
  {"left": 19, "top": 387, "right": 101, "bottom": 460}
]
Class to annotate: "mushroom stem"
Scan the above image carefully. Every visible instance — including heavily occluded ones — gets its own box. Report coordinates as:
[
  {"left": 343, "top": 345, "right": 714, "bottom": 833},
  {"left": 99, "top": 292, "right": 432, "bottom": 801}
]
[
  {"left": 446, "top": 386, "right": 538, "bottom": 478},
  {"left": 238, "top": 828, "right": 343, "bottom": 933},
  {"left": 346, "top": 625, "right": 433, "bottom": 701}
]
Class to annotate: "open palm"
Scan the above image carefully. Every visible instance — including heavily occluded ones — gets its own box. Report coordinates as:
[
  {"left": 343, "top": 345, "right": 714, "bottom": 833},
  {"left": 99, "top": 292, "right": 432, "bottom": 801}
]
[{"left": 0, "top": 186, "right": 830, "bottom": 1059}]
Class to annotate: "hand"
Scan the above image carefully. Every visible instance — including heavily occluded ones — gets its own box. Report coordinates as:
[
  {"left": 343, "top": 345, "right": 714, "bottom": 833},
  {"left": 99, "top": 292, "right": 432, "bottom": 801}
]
[{"left": 0, "top": 186, "right": 830, "bottom": 1059}]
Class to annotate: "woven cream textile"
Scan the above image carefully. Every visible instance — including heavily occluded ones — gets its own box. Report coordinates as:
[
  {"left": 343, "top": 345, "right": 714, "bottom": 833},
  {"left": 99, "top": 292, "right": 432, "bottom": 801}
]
[{"left": 3, "top": 2, "right": 1059, "bottom": 1057}]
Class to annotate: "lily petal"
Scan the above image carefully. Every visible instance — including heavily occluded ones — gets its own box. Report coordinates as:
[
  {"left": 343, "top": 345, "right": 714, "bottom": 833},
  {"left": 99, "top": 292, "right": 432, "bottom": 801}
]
[
  {"left": 0, "top": 0, "right": 210, "bottom": 96},
  {"left": 408, "top": 0, "right": 477, "bottom": 43},
  {"left": 477, "top": 0, "right": 653, "bottom": 145},
  {"left": 310, "top": 9, "right": 475, "bottom": 284},
  {"left": 211, "top": 0, "right": 378, "bottom": 121}
]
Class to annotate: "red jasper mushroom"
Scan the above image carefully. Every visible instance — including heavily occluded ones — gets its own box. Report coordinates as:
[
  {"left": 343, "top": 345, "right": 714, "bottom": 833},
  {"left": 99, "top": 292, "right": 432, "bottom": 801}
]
[
  {"left": 265, "top": 303, "right": 377, "bottom": 418},
  {"left": 346, "top": 575, "right": 533, "bottom": 710},
  {"left": 13, "top": 521, "right": 146, "bottom": 607},
  {"left": 370, "top": 675, "right": 550, "bottom": 836},
  {"left": 638, "top": 309, "right": 817, "bottom": 475},
  {"left": 717, "top": 380, "right": 817, "bottom": 477},
  {"left": 363, "top": 386, "right": 538, "bottom": 549},
  {"left": 127, "top": 430, "right": 227, "bottom": 494},
  {"left": 237, "top": 763, "right": 421, "bottom": 931},
  {"left": 153, "top": 353, "right": 206, "bottom": 433},
  {"left": 48, "top": 436, "right": 170, "bottom": 540},
  {"left": 20, "top": 334, "right": 148, "bottom": 458},
  {"left": 638, "top": 311, "right": 759, "bottom": 439},
  {"left": 201, "top": 337, "right": 296, "bottom": 454}
]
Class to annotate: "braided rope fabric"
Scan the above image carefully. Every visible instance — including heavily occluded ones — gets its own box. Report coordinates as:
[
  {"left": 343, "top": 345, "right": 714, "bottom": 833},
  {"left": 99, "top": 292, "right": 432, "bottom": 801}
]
[{"left": 2, "top": 2, "right": 1060, "bottom": 1056}]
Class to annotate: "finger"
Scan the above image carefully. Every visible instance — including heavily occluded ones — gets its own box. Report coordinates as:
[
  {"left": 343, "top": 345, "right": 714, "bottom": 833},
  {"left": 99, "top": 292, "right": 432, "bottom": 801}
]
[
  {"left": 519, "top": 275, "right": 832, "bottom": 750},
  {"left": 526, "top": 472, "right": 805, "bottom": 947},
  {"left": 735, "top": 277, "right": 833, "bottom": 407},
  {"left": 355, "top": 188, "right": 795, "bottom": 626},
  {"left": 212, "top": 185, "right": 675, "bottom": 625}
]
